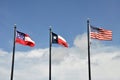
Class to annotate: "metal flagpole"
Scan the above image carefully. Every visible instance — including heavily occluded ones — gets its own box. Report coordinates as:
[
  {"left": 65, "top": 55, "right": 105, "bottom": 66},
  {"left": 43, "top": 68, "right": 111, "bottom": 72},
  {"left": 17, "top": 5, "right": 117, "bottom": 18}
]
[
  {"left": 87, "top": 19, "right": 91, "bottom": 80},
  {"left": 49, "top": 27, "right": 52, "bottom": 80},
  {"left": 10, "top": 25, "right": 16, "bottom": 80}
]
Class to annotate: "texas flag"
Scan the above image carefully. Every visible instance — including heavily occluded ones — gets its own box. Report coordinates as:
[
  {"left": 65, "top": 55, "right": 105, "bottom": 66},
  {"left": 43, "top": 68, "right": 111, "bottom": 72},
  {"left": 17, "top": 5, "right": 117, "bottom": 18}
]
[
  {"left": 52, "top": 32, "right": 68, "bottom": 48},
  {"left": 15, "top": 31, "right": 35, "bottom": 47}
]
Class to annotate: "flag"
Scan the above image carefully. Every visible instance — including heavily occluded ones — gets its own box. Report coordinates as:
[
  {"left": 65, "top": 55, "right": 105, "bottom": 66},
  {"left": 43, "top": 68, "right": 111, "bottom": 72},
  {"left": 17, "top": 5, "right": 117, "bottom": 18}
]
[
  {"left": 52, "top": 32, "right": 68, "bottom": 47},
  {"left": 15, "top": 31, "right": 35, "bottom": 47},
  {"left": 90, "top": 26, "right": 112, "bottom": 40}
]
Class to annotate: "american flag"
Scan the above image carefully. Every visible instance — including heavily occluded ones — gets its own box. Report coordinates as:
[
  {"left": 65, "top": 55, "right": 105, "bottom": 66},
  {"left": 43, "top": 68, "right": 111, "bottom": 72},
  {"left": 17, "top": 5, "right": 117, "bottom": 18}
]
[{"left": 90, "top": 26, "right": 112, "bottom": 40}]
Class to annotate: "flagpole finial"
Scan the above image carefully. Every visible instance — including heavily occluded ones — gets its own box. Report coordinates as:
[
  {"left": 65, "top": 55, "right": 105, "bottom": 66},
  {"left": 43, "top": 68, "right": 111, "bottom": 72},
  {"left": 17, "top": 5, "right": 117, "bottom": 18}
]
[
  {"left": 49, "top": 26, "right": 52, "bottom": 31},
  {"left": 87, "top": 18, "right": 90, "bottom": 22},
  {"left": 14, "top": 24, "right": 16, "bottom": 28},
  {"left": 49, "top": 25, "right": 52, "bottom": 29}
]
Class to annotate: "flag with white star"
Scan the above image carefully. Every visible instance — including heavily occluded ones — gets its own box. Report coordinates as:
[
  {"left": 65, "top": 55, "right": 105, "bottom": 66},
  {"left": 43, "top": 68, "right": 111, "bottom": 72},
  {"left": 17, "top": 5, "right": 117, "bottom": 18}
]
[{"left": 51, "top": 32, "right": 68, "bottom": 47}]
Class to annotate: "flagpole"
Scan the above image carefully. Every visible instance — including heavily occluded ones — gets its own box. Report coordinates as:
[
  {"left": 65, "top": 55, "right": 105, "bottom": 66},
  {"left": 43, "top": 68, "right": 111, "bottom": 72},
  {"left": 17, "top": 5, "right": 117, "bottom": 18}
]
[
  {"left": 49, "top": 27, "right": 52, "bottom": 80},
  {"left": 87, "top": 19, "right": 91, "bottom": 80},
  {"left": 10, "top": 25, "right": 16, "bottom": 80}
]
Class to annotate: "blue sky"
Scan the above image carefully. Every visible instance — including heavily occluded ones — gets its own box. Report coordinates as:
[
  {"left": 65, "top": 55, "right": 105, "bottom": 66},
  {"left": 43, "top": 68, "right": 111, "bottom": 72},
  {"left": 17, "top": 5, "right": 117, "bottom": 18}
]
[
  {"left": 0, "top": 1, "right": 120, "bottom": 80},
  {"left": 0, "top": 0, "right": 120, "bottom": 51}
]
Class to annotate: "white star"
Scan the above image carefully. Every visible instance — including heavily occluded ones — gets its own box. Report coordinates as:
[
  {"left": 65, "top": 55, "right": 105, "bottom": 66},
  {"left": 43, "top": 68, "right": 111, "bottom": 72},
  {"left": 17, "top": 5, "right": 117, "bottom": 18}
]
[{"left": 53, "top": 36, "right": 57, "bottom": 39}]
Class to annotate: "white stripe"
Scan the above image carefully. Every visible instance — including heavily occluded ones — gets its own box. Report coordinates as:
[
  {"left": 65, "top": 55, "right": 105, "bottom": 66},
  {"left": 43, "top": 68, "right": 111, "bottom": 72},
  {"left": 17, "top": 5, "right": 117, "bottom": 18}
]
[
  {"left": 25, "top": 36, "right": 35, "bottom": 44},
  {"left": 58, "top": 35, "right": 67, "bottom": 42}
]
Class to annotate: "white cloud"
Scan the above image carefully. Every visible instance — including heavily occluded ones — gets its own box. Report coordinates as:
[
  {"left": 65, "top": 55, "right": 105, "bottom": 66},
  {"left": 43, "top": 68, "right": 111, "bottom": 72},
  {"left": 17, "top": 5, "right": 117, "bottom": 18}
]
[
  {"left": 74, "top": 33, "right": 87, "bottom": 51},
  {"left": 0, "top": 33, "right": 120, "bottom": 80}
]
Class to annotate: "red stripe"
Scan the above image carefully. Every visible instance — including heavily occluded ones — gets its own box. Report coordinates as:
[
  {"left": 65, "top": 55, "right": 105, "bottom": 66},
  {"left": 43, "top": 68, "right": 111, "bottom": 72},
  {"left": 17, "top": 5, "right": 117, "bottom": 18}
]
[
  {"left": 58, "top": 38, "right": 68, "bottom": 47},
  {"left": 15, "top": 37, "right": 35, "bottom": 47}
]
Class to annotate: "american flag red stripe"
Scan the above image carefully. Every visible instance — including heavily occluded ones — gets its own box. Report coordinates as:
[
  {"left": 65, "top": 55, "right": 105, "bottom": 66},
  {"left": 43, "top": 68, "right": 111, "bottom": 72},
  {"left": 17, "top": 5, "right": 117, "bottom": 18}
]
[{"left": 90, "top": 26, "right": 112, "bottom": 40}]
